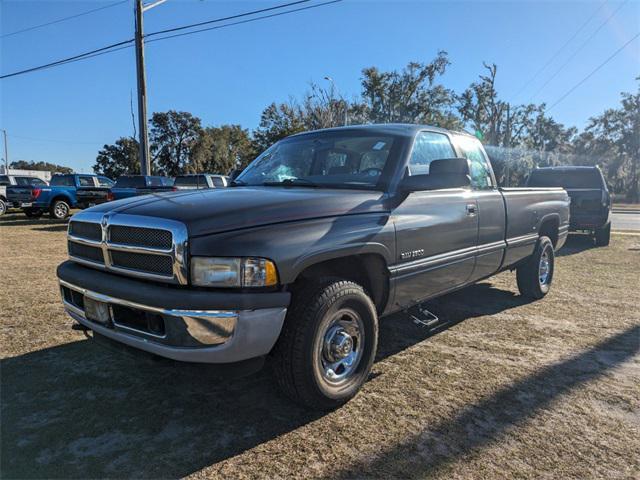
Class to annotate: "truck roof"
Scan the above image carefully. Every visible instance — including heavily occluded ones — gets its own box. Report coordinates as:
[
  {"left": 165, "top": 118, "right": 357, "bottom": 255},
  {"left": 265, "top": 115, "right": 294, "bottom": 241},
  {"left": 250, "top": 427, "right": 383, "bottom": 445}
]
[{"left": 290, "top": 123, "right": 477, "bottom": 139}]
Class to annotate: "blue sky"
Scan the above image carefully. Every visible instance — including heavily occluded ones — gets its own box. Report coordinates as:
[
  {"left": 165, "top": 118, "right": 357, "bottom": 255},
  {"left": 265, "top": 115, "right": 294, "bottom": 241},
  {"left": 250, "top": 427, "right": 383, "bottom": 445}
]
[{"left": 1, "top": 0, "right": 639, "bottom": 173}]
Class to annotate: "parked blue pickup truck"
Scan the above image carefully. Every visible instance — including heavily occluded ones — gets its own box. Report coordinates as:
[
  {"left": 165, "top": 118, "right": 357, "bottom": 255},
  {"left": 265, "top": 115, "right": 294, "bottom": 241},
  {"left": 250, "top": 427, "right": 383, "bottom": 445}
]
[
  {"left": 7, "top": 173, "right": 114, "bottom": 219},
  {"left": 110, "top": 175, "right": 175, "bottom": 200}
]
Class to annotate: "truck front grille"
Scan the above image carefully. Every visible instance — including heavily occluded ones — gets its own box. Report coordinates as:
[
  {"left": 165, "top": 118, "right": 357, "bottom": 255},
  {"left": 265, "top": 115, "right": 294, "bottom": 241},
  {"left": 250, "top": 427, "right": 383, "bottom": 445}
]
[
  {"left": 109, "top": 225, "right": 172, "bottom": 249},
  {"left": 66, "top": 213, "right": 188, "bottom": 284},
  {"left": 110, "top": 251, "right": 174, "bottom": 275},
  {"left": 68, "top": 241, "right": 104, "bottom": 264}
]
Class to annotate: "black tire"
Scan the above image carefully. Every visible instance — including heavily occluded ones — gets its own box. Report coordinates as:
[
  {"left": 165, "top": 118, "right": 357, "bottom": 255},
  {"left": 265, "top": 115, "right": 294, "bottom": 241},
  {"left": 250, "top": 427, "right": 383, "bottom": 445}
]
[
  {"left": 24, "top": 208, "right": 44, "bottom": 218},
  {"left": 0, "top": 198, "right": 6, "bottom": 216},
  {"left": 50, "top": 200, "right": 70, "bottom": 219},
  {"left": 594, "top": 222, "right": 611, "bottom": 247},
  {"left": 516, "top": 236, "right": 555, "bottom": 300},
  {"left": 271, "top": 278, "right": 378, "bottom": 410}
]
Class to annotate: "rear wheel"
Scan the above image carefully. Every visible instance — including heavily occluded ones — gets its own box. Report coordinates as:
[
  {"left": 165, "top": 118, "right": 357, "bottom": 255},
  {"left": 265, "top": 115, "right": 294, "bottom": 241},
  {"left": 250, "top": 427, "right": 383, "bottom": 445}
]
[
  {"left": 24, "top": 208, "right": 44, "bottom": 218},
  {"left": 594, "top": 222, "right": 611, "bottom": 246},
  {"left": 0, "top": 198, "right": 6, "bottom": 216},
  {"left": 50, "top": 200, "right": 70, "bottom": 219},
  {"left": 517, "top": 236, "right": 555, "bottom": 299},
  {"left": 272, "top": 278, "right": 378, "bottom": 410}
]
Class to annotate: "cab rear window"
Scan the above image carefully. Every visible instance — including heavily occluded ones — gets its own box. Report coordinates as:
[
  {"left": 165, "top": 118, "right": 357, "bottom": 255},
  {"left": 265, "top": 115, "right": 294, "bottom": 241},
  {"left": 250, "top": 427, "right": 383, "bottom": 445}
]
[{"left": 174, "top": 176, "right": 205, "bottom": 186}]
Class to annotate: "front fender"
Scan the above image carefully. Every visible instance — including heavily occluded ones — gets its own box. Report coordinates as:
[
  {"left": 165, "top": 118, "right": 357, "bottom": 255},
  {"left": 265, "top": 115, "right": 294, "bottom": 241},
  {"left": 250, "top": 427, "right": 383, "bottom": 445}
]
[
  {"left": 189, "top": 213, "right": 396, "bottom": 285},
  {"left": 290, "top": 242, "right": 393, "bottom": 282}
]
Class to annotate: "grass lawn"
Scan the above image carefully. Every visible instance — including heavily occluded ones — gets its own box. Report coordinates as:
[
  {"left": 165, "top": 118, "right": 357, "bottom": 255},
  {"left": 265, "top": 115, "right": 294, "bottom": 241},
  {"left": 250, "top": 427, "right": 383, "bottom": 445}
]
[{"left": 1, "top": 213, "right": 638, "bottom": 479}]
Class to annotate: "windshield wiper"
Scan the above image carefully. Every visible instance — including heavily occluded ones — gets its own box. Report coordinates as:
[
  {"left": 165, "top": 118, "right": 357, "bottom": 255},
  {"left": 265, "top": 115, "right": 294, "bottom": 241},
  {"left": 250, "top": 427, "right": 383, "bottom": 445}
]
[
  {"left": 262, "top": 178, "right": 319, "bottom": 187},
  {"left": 230, "top": 179, "right": 247, "bottom": 186}
]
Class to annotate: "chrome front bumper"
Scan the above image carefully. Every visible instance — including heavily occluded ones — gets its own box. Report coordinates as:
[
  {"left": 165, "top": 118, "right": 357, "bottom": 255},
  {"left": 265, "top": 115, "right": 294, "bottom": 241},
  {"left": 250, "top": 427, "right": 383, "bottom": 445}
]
[{"left": 59, "top": 280, "right": 287, "bottom": 363}]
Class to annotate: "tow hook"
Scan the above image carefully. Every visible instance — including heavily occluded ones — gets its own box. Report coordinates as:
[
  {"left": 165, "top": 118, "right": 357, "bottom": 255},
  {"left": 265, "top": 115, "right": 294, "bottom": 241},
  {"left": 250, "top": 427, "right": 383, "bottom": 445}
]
[
  {"left": 71, "top": 322, "right": 92, "bottom": 339},
  {"left": 71, "top": 322, "right": 89, "bottom": 332}
]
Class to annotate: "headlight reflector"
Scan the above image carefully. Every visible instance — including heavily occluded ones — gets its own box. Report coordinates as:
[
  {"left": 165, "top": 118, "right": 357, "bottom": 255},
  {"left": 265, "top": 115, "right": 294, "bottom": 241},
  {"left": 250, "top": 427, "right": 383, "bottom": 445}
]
[{"left": 191, "top": 257, "right": 278, "bottom": 287}]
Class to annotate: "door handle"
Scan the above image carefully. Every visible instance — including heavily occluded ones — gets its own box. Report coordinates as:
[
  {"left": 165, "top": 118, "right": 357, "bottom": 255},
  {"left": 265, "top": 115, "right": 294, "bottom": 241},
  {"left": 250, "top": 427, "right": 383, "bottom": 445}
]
[{"left": 466, "top": 204, "right": 477, "bottom": 216}]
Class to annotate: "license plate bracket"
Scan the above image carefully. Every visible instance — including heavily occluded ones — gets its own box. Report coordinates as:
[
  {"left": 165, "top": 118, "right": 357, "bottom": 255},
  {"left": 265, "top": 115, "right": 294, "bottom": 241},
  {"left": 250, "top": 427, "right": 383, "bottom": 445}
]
[{"left": 84, "top": 297, "right": 111, "bottom": 325}]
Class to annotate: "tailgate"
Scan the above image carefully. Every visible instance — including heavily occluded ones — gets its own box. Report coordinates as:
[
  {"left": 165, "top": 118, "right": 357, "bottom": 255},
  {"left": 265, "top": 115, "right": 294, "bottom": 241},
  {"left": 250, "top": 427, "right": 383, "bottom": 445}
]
[
  {"left": 7, "top": 186, "right": 35, "bottom": 203},
  {"left": 76, "top": 187, "right": 111, "bottom": 204},
  {"left": 566, "top": 189, "right": 603, "bottom": 214}
]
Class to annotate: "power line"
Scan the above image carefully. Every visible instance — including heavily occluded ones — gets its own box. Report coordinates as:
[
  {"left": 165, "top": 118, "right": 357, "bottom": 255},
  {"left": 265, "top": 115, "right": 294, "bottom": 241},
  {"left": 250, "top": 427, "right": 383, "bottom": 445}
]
[
  {"left": 0, "top": 39, "right": 135, "bottom": 79},
  {"left": 145, "top": 0, "right": 343, "bottom": 45},
  {"left": 528, "top": 0, "right": 629, "bottom": 102},
  {"left": 510, "top": 0, "right": 608, "bottom": 102},
  {"left": 546, "top": 31, "right": 640, "bottom": 112},
  {"left": 145, "top": 0, "right": 311, "bottom": 38},
  {"left": 1, "top": 1, "right": 128, "bottom": 39},
  {"left": 0, "top": 0, "right": 342, "bottom": 80}
]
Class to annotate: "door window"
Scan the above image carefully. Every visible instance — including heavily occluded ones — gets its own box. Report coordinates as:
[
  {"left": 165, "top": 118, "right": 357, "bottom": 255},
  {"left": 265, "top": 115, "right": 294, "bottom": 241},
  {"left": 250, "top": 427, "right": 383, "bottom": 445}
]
[
  {"left": 408, "top": 132, "right": 456, "bottom": 175},
  {"left": 456, "top": 136, "right": 494, "bottom": 189}
]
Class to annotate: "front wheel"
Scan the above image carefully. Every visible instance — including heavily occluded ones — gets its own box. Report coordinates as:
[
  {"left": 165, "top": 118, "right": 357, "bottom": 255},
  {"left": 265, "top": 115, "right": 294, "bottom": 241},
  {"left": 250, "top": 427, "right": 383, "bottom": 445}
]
[
  {"left": 271, "top": 278, "right": 378, "bottom": 410},
  {"left": 0, "top": 199, "right": 6, "bottom": 216},
  {"left": 516, "top": 236, "right": 555, "bottom": 299},
  {"left": 594, "top": 222, "right": 611, "bottom": 246},
  {"left": 50, "top": 200, "right": 70, "bottom": 219}
]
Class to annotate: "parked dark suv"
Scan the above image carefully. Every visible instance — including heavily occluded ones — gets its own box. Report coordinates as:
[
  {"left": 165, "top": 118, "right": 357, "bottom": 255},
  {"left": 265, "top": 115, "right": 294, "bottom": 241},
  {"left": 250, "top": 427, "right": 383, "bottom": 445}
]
[{"left": 527, "top": 166, "right": 611, "bottom": 246}]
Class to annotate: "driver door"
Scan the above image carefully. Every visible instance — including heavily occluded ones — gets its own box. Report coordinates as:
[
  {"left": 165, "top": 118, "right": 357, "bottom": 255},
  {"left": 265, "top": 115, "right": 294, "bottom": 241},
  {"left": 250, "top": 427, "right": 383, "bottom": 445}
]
[{"left": 392, "top": 131, "right": 479, "bottom": 307}]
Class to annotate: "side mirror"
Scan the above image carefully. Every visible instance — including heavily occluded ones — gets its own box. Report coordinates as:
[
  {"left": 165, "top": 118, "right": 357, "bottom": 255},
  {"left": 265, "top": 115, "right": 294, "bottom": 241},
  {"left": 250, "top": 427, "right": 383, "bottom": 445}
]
[{"left": 399, "top": 158, "right": 471, "bottom": 192}]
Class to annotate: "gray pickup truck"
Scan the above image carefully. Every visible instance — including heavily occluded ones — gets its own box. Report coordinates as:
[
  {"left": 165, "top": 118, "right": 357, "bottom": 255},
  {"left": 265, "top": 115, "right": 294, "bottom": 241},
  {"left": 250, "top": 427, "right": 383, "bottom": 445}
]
[{"left": 57, "top": 124, "right": 570, "bottom": 409}]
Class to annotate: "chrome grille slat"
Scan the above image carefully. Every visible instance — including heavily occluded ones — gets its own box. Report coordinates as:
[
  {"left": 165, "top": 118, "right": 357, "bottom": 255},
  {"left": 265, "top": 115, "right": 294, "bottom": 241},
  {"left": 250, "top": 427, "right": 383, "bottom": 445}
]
[{"left": 67, "top": 213, "right": 188, "bottom": 284}]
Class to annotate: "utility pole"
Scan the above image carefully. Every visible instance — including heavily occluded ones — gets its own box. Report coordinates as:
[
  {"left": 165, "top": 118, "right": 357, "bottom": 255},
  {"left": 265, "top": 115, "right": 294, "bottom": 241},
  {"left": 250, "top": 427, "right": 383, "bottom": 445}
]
[
  {"left": 133, "top": 0, "right": 166, "bottom": 176},
  {"left": 1, "top": 129, "right": 8, "bottom": 174},
  {"left": 134, "top": 0, "right": 151, "bottom": 176}
]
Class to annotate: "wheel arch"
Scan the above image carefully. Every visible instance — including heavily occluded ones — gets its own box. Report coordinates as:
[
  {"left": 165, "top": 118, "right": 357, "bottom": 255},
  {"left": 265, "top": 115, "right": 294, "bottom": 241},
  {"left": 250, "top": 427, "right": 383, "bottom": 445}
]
[
  {"left": 538, "top": 214, "right": 560, "bottom": 247},
  {"left": 288, "top": 248, "right": 391, "bottom": 315},
  {"left": 51, "top": 194, "right": 72, "bottom": 206}
]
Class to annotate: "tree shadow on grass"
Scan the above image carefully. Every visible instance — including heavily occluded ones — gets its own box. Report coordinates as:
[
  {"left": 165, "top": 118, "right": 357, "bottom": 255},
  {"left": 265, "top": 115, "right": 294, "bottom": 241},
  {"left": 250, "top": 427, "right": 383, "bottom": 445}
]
[
  {"left": 0, "top": 282, "right": 565, "bottom": 479},
  {"left": 334, "top": 324, "right": 640, "bottom": 479},
  {"left": 0, "top": 216, "right": 67, "bottom": 227},
  {"left": 29, "top": 225, "right": 69, "bottom": 233}
]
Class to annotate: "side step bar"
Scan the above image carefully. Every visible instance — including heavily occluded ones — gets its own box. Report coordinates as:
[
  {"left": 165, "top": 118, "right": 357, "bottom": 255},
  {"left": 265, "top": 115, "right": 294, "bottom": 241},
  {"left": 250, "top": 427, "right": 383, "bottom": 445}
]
[{"left": 407, "top": 304, "right": 439, "bottom": 328}]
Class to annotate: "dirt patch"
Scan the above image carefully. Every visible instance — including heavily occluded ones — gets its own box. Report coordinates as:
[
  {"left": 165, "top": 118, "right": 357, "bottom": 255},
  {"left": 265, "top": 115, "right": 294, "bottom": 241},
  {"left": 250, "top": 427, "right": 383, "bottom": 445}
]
[{"left": 1, "top": 214, "right": 638, "bottom": 479}]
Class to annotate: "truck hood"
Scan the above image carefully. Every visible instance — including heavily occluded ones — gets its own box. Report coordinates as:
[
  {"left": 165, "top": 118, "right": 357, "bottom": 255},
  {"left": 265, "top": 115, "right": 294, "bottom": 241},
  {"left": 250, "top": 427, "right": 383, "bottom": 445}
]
[{"left": 88, "top": 187, "right": 389, "bottom": 237}]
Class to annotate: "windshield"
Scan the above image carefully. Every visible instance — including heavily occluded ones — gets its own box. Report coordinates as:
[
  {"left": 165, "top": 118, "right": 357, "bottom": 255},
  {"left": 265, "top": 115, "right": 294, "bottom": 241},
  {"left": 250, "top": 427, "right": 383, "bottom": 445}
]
[
  {"left": 528, "top": 170, "right": 603, "bottom": 189},
  {"left": 236, "top": 132, "right": 398, "bottom": 189}
]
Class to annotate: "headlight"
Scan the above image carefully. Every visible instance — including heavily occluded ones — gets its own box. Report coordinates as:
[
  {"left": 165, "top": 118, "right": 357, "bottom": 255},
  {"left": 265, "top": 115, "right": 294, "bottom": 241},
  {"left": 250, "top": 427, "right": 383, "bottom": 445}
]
[{"left": 191, "top": 257, "right": 278, "bottom": 287}]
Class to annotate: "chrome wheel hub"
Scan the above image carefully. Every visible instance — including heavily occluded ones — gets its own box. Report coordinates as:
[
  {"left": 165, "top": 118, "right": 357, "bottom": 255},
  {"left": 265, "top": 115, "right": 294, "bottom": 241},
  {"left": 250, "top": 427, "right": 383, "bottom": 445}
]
[
  {"left": 55, "top": 203, "right": 68, "bottom": 218},
  {"left": 319, "top": 309, "right": 364, "bottom": 384},
  {"left": 539, "top": 250, "right": 550, "bottom": 285}
]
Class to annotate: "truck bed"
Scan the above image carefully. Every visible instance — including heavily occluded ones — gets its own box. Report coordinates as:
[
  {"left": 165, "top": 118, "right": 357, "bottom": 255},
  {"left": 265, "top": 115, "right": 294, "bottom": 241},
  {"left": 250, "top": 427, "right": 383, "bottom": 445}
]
[{"left": 499, "top": 187, "right": 570, "bottom": 266}]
